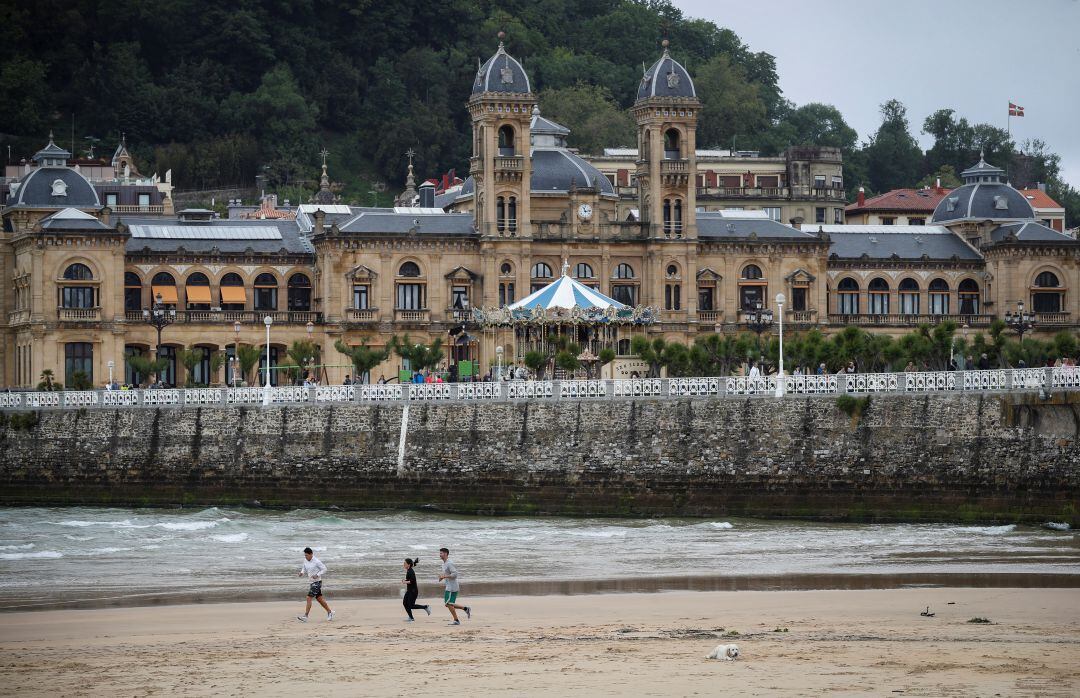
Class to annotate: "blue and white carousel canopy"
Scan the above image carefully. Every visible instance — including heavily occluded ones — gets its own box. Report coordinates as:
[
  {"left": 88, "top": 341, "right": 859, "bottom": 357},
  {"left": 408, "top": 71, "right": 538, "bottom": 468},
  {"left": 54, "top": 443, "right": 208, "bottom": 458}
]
[
  {"left": 473, "top": 273, "right": 658, "bottom": 325},
  {"left": 509, "top": 274, "right": 626, "bottom": 311}
]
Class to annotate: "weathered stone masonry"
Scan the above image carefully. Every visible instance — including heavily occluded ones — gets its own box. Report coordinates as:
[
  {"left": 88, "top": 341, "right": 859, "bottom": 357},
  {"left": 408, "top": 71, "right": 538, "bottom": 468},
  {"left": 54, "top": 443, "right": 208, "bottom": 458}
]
[{"left": 1, "top": 392, "right": 1078, "bottom": 523}]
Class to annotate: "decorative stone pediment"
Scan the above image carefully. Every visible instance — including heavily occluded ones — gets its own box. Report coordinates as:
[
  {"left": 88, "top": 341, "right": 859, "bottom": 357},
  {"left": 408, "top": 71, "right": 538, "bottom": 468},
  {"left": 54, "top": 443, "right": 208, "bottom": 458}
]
[
  {"left": 784, "top": 268, "right": 816, "bottom": 284},
  {"left": 445, "top": 265, "right": 478, "bottom": 281},
  {"left": 346, "top": 264, "right": 379, "bottom": 280},
  {"left": 696, "top": 267, "right": 721, "bottom": 282}
]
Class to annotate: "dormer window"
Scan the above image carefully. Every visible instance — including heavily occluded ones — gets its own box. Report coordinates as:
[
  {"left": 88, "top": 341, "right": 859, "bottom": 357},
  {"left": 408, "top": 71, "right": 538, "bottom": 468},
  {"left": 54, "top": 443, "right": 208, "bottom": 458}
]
[
  {"left": 946, "top": 197, "right": 959, "bottom": 212},
  {"left": 993, "top": 195, "right": 1009, "bottom": 210},
  {"left": 51, "top": 179, "right": 68, "bottom": 197}
]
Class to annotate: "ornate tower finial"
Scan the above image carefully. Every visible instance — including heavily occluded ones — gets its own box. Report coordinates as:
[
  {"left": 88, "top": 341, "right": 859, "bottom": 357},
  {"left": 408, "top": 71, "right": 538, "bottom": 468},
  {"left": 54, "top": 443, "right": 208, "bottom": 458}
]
[
  {"left": 497, "top": 30, "right": 506, "bottom": 48},
  {"left": 320, "top": 147, "right": 330, "bottom": 168},
  {"left": 661, "top": 38, "right": 670, "bottom": 57}
]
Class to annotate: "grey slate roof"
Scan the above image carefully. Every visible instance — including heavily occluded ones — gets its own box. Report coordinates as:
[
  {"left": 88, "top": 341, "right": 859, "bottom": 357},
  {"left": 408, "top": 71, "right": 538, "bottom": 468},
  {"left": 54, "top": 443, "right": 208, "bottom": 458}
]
[
  {"left": 472, "top": 43, "right": 531, "bottom": 95},
  {"left": 815, "top": 225, "right": 982, "bottom": 261},
  {"left": 697, "top": 214, "right": 818, "bottom": 239},
  {"left": 6, "top": 166, "right": 101, "bottom": 209},
  {"left": 531, "top": 113, "right": 570, "bottom": 136},
  {"left": 337, "top": 211, "right": 476, "bottom": 236},
  {"left": 931, "top": 182, "right": 1035, "bottom": 224},
  {"left": 120, "top": 216, "right": 313, "bottom": 255},
  {"left": 636, "top": 48, "right": 697, "bottom": 101},
  {"left": 990, "top": 221, "right": 1080, "bottom": 244},
  {"left": 38, "top": 207, "right": 116, "bottom": 232},
  {"left": 531, "top": 148, "right": 615, "bottom": 194}
]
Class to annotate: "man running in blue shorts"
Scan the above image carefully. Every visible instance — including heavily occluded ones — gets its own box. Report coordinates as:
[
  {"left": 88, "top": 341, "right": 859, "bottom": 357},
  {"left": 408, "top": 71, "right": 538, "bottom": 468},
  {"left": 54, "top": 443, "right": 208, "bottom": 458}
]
[
  {"left": 438, "top": 547, "right": 471, "bottom": 626},
  {"left": 297, "top": 547, "right": 333, "bottom": 622}
]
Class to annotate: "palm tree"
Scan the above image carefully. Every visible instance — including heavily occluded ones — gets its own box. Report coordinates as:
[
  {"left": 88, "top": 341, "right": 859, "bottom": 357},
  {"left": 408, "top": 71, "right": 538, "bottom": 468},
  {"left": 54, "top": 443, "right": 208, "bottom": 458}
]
[
  {"left": 334, "top": 339, "right": 390, "bottom": 383},
  {"left": 235, "top": 344, "right": 263, "bottom": 386}
]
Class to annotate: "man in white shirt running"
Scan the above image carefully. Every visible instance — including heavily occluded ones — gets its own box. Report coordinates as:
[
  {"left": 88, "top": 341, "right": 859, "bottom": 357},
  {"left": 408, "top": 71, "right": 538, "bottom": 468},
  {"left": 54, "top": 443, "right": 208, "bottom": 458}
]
[
  {"left": 297, "top": 547, "right": 334, "bottom": 622},
  {"left": 438, "top": 547, "right": 471, "bottom": 626}
]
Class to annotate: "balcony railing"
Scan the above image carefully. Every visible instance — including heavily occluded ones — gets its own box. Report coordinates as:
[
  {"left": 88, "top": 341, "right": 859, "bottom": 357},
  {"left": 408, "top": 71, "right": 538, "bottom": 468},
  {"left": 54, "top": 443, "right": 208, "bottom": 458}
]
[
  {"left": 346, "top": 308, "right": 379, "bottom": 323},
  {"left": 123, "top": 310, "right": 323, "bottom": 324},
  {"left": 395, "top": 309, "right": 430, "bottom": 323},
  {"left": 111, "top": 204, "right": 165, "bottom": 214},
  {"left": 57, "top": 307, "right": 102, "bottom": 322},
  {"left": 1035, "top": 312, "right": 1071, "bottom": 325},
  {"left": 8, "top": 310, "right": 30, "bottom": 325},
  {"left": 696, "top": 186, "right": 789, "bottom": 199},
  {"left": 698, "top": 310, "right": 723, "bottom": 324},
  {"left": 787, "top": 309, "right": 819, "bottom": 324},
  {"left": 494, "top": 156, "right": 523, "bottom": 171},
  {"left": 829, "top": 313, "right": 994, "bottom": 328},
  {"left": 660, "top": 159, "right": 689, "bottom": 174}
]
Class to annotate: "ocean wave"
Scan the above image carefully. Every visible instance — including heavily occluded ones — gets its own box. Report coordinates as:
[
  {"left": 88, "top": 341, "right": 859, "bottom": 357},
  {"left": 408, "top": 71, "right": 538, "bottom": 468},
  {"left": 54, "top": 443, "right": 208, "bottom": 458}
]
[
  {"left": 408, "top": 545, "right": 428, "bottom": 550},
  {"left": 155, "top": 518, "right": 229, "bottom": 532},
  {"left": 211, "top": 533, "right": 249, "bottom": 543},
  {"left": 560, "top": 530, "right": 628, "bottom": 538},
  {"left": 709, "top": 522, "right": 734, "bottom": 529},
  {"left": 954, "top": 525, "right": 1017, "bottom": 536},
  {"left": 0, "top": 551, "right": 63, "bottom": 560},
  {"left": 55, "top": 519, "right": 151, "bottom": 529},
  {"left": 64, "top": 535, "right": 95, "bottom": 541},
  {"left": 88, "top": 547, "right": 132, "bottom": 554},
  {"left": 0, "top": 543, "right": 34, "bottom": 551}
]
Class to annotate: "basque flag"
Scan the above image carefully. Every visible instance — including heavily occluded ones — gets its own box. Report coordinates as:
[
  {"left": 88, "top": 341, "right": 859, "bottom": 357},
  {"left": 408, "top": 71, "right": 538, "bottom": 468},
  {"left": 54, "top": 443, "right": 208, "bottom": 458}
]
[{"left": 1009, "top": 102, "right": 1025, "bottom": 117}]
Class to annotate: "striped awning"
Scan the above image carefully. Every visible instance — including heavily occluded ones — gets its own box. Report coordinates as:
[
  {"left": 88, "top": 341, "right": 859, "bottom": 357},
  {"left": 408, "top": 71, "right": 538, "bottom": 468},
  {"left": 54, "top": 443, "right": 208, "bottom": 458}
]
[{"left": 508, "top": 274, "right": 626, "bottom": 311}]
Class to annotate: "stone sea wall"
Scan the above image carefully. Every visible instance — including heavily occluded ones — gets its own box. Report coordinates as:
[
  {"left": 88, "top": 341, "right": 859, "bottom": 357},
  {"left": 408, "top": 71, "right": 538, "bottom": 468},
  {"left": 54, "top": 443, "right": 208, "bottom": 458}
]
[{"left": 1, "top": 392, "right": 1078, "bottom": 523}]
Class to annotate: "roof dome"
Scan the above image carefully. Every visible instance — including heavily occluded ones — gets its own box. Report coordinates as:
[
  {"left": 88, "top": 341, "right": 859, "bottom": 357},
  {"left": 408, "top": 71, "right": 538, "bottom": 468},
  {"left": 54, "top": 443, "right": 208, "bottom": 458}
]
[
  {"left": 931, "top": 156, "right": 1034, "bottom": 224},
  {"left": 636, "top": 41, "right": 696, "bottom": 101},
  {"left": 472, "top": 36, "right": 531, "bottom": 95},
  {"left": 8, "top": 163, "right": 100, "bottom": 210},
  {"left": 530, "top": 149, "right": 615, "bottom": 195}
]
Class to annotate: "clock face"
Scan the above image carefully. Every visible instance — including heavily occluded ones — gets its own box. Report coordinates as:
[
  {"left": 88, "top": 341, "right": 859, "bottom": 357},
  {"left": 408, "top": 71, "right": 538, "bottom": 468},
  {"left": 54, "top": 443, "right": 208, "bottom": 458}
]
[{"left": 578, "top": 203, "right": 593, "bottom": 221}]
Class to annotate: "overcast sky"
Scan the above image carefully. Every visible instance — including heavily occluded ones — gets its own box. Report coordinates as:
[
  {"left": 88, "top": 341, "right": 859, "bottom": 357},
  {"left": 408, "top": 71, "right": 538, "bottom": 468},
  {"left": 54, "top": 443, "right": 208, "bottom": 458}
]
[{"left": 674, "top": 0, "right": 1080, "bottom": 188}]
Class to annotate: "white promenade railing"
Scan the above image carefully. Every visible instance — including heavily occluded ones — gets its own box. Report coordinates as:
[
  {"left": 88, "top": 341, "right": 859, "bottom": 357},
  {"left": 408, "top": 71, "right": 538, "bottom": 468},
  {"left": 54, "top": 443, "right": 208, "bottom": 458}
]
[{"left": 0, "top": 367, "right": 1071, "bottom": 411}]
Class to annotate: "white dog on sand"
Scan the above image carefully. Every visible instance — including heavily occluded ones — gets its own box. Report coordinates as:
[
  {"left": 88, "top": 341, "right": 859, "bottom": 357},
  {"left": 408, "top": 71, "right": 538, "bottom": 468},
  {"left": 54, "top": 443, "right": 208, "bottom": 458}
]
[{"left": 706, "top": 644, "right": 740, "bottom": 660}]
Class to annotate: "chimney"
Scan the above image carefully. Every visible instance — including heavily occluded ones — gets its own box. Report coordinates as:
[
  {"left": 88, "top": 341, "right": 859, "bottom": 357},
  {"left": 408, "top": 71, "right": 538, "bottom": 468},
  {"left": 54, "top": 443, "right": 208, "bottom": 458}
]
[
  {"left": 313, "top": 208, "right": 326, "bottom": 236},
  {"left": 856, "top": 186, "right": 865, "bottom": 207},
  {"left": 419, "top": 181, "right": 436, "bottom": 208},
  {"left": 935, "top": 177, "right": 944, "bottom": 195},
  {"left": 101, "top": 207, "right": 111, "bottom": 226},
  {"left": 1038, "top": 182, "right": 1047, "bottom": 192}
]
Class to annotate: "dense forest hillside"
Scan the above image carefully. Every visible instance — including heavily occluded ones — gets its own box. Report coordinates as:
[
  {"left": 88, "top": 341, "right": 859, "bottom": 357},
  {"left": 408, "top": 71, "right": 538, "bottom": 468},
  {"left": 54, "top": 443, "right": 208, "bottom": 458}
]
[{"left": 0, "top": 0, "right": 1076, "bottom": 222}]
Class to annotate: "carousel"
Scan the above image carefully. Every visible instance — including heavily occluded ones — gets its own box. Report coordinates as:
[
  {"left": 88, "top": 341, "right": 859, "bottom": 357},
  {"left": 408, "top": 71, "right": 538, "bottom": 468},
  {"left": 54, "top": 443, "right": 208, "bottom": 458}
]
[{"left": 472, "top": 261, "right": 658, "bottom": 376}]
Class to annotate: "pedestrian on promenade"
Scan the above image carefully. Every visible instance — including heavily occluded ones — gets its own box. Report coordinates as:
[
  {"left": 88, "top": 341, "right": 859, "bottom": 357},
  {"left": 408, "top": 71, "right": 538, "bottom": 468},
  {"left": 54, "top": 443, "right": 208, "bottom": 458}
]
[
  {"left": 748, "top": 361, "right": 761, "bottom": 380},
  {"left": 401, "top": 557, "right": 431, "bottom": 622},
  {"left": 343, "top": 375, "right": 352, "bottom": 385},
  {"left": 978, "top": 353, "right": 990, "bottom": 370},
  {"left": 438, "top": 547, "right": 471, "bottom": 625},
  {"left": 296, "top": 547, "right": 334, "bottom": 622},
  {"left": 904, "top": 361, "right": 916, "bottom": 373}
]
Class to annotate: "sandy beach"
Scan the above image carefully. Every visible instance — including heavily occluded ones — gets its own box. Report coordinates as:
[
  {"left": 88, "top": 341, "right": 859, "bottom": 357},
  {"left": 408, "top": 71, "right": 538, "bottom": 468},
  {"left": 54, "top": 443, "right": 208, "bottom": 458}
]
[{"left": 2, "top": 587, "right": 1078, "bottom": 696}]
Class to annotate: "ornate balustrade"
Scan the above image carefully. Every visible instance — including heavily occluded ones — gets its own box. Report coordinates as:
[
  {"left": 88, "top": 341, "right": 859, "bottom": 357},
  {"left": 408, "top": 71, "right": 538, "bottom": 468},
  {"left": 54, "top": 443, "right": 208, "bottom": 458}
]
[
  {"left": 4, "top": 367, "right": 1078, "bottom": 411},
  {"left": 57, "top": 307, "right": 102, "bottom": 322}
]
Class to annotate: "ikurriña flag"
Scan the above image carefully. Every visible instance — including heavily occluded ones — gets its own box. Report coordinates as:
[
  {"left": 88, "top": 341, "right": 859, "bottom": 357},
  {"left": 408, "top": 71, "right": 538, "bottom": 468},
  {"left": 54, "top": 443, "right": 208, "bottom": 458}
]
[{"left": 1009, "top": 102, "right": 1025, "bottom": 117}]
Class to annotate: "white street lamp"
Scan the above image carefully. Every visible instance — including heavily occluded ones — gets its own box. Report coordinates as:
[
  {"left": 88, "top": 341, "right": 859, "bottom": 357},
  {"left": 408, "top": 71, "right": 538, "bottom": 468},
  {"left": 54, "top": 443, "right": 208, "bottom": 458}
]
[
  {"left": 775, "top": 293, "right": 786, "bottom": 397},
  {"left": 496, "top": 345, "right": 504, "bottom": 381},
  {"left": 107, "top": 360, "right": 115, "bottom": 385},
  {"left": 262, "top": 314, "right": 273, "bottom": 406}
]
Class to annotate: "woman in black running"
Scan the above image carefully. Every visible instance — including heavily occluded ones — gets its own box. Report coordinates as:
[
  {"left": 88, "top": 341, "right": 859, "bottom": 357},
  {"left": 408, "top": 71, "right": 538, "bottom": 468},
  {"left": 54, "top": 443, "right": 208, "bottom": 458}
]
[{"left": 401, "top": 557, "right": 430, "bottom": 622}]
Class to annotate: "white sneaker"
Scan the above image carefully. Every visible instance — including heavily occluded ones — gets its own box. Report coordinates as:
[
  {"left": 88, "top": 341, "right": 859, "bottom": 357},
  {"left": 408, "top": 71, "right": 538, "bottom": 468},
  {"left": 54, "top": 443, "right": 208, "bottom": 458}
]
[
  {"left": 296, "top": 615, "right": 308, "bottom": 623},
  {"left": 404, "top": 618, "right": 415, "bottom": 623},
  {"left": 424, "top": 606, "right": 432, "bottom": 616},
  {"left": 327, "top": 611, "right": 334, "bottom": 621},
  {"left": 447, "top": 620, "right": 461, "bottom": 626}
]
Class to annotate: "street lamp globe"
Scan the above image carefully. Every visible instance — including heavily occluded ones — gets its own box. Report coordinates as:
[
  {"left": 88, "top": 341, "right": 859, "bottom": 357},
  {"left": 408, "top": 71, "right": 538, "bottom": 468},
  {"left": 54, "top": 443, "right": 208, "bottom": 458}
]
[
  {"left": 775, "top": 292, "right": 785, "bottom": 306},
  {"left": 306, "top": 321, "right": 314, "bottom": 337},
  {"left": 264, "top": 315, "right": 273, "bottom": 327},
  {"left": 233, "top": 320, "right": 242, "bottom": 335}
]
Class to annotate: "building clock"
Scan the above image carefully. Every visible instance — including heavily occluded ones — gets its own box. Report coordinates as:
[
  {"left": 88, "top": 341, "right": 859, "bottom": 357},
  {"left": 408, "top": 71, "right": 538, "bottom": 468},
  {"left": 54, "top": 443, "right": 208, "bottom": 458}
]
[{"left": 577, "top": 203, "right": 593, "bottom": 221}]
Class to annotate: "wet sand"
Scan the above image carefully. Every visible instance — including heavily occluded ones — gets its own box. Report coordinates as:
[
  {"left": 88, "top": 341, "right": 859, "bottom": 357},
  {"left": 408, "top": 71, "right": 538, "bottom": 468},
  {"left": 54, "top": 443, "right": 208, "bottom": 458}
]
[{"left": 2, "top": 588, "right": 1078, "bottom": 696}]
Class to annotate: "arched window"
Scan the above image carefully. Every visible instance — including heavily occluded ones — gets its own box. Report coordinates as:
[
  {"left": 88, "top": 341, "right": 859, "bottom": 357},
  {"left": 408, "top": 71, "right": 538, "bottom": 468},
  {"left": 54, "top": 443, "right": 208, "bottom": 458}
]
[
  {"left": 674, "top": 199, "right": 683, "bottom": 235},
  {"left": 63, "top": 263, "right": 93, "bottom": 280},
  {"left": 531, "top": 262, "right": 553, "bottom": 279},
  {"left": 496, "top": 196, "right": 505, "bottom": 232},
  {"left": 666, "top": 264, "right": 679, "bottom": 278},
  {"left": 254, "top": 272, "right": 278, "bottom": 311},
  {"left": 739, "top": 265, "right": 766, "bottom": 310},
  {"left": 612, "top": 264, "right": 637, "bottom": 305},
  {"left": 220, "top": 272, "right": 246, "bottom": 310},
  {"left": 614, "top": 263, "right": 635, "bottom": 279},
  {"left": 150, "top": 271, "right": 178, "bottom": 307},
  {"left": 958, "top": 279, "right": 980, "bottom": 315},
  {"left": 928, "top": 278, "right": 949, "bottom": 315},
  {"left": 868, "top": 278, "right": 889, "bottom": 315},
  {"left": 288, "top": 273, "right": 312, "bottom": 312},
  {"left": 617, "top": 338, "right": 632, "bottom": 356},
  {"left": 1032, "top": 271, "right": 1063, "bottom": 313},
  {"left": 124, "top": 272, "right": 142, "bottom": 312},
  {"left": 399, "top": 262, "right": 421, "bottom": 278},
  {"left": 500, "top": 262, "right": 513, "bottom": 276},
  {"left": 742, "top": 265, "right": 762, "bottom": 280},
  {"left": 508, "top": 196, "right": 517, "bottom": 232},
  {"left": 185, "top": 272, "right": 211, "bottom": 310},
  {"left": 837, "top": 278, "right": 859, "bottom": 315},
  {"left": 663, "top": 198, "right": 672, "bottom": 233},
  {"left": 574, "top": 263, "right": 594, "bottom": 279},
  {"left": 664, "top": 129, "right": 681, "bottom": 159},
  {"left": 498, "top": 125, "right": 515, "bottom": 156},
  {"left": 899, "top": 278, "right": 919, "bottom": 315}
]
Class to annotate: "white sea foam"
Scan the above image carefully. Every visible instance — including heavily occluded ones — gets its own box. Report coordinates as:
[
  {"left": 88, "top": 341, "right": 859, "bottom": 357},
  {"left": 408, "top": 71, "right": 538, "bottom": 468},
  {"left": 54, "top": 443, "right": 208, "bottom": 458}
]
[
  {"left": 89, "top": 548, "right": 132, "bottom": 554},
  {"left": 956, "top": 525, "right": 1017, "bottom": 536},
  {"left": 155, "top": 519, "right": 227, "bottom": 532},
  {"left": 0, "top": 551, "right": 63, "bottom": 560},
  {"left": 143, "top": 545, "right": 161, "bottom": 550},
  {"left": 64, "top": 535, "right": 95, "bottom": 541},
  {"left": 211, "top": 533, "right": 249, "bottom": 543},
  {"left": 0, "top": 544, "right": 34, "bottom": 551},
  {"left": 56, "top": 519, "right": 151, "bottom": 529},
  {"left": 561, "top": 530, "right": 627, "bottom": 538},
  {"left": 409, "top": 545, "right": 428, "bottom": 550},
  {"left": 710, "top": 522, "right": 734, "bottom": 529}
]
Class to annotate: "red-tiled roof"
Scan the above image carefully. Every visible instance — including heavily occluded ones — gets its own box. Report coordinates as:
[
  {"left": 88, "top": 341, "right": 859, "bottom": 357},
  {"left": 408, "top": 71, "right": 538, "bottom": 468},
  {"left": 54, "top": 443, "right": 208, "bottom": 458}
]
[
  {"left": 845, "top": 188, "right": 952, "bottom": 213},
  {"left": 1019, "top": 189, "right": 1063, "bottom": 210}
]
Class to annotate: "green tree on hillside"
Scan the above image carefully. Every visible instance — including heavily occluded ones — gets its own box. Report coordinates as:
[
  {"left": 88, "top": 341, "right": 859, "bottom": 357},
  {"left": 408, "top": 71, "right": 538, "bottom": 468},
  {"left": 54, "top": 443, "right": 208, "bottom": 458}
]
[
  {"left": 865, "top": 99, "right": 924, "bottom": 193},
  {"left": 538, "top": 84, "right": 635, "bottom": 154}
]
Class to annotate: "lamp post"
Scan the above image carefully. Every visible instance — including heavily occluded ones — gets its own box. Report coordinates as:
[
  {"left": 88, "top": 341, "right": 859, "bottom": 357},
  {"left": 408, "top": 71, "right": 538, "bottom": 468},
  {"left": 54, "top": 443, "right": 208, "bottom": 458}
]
[
  {"left": 107, "top": 360, "right": 115, "bottom": 386},
  {"left": 1004, "top": 300, "right": 1035, "bottom": 344},
  {"left": 142, "top": 291, "right": 176, "bottom": 385},
  {"left": 775, "top": 293, "right": 786, "bottom": 397},
  {"left": 232, "top": 320, "right": 241, "bottom": 387},
  {"left": 262, "top": 314, "right": 273, "bottom": 406},
  {"left": 496, "top": 345, "right": 504, "bottom": 381},
  {"left": 743, "top": 299, "right": 774, "bottom": 338}
]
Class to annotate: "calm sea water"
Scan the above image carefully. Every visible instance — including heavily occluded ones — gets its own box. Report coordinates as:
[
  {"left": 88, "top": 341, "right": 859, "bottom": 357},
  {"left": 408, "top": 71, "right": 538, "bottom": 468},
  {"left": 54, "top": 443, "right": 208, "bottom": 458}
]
[{"left": 0, "top": 507, "right": 1076, "bottom": 609}]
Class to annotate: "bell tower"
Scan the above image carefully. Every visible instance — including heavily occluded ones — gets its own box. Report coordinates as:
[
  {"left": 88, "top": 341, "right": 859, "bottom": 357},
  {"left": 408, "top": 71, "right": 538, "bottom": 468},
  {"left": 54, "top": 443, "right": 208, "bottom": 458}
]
[
  {"left": 467, "top": 32, "right": 535, "bottom": 239},
  {"left": 632, "top": 40, "right": 700, "bottom": 240}
]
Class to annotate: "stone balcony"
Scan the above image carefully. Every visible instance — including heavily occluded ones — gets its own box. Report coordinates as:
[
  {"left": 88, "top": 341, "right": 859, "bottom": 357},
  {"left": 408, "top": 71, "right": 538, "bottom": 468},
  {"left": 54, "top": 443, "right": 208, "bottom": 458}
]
[
  {"left": 57, "top": 307, "right": 102, "bottom": 322},
  {"left": 346, "top": 308, "right": 379, "bottom": 323},
  {"left": 123, "top": 310, "right": 323, "bottom": 325},
  {"left": 394, "top": 309, "right": 430, "bottom": 324},
  {"left": 829, "top": 313, "right": 995, "bottom": 328}
]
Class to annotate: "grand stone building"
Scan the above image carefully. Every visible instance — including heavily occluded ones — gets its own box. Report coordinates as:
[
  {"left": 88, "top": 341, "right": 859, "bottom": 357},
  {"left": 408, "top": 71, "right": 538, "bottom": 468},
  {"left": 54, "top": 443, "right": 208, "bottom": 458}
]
[{"left": 2, "top": 39, "right": 1078, "bottom": 387}]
